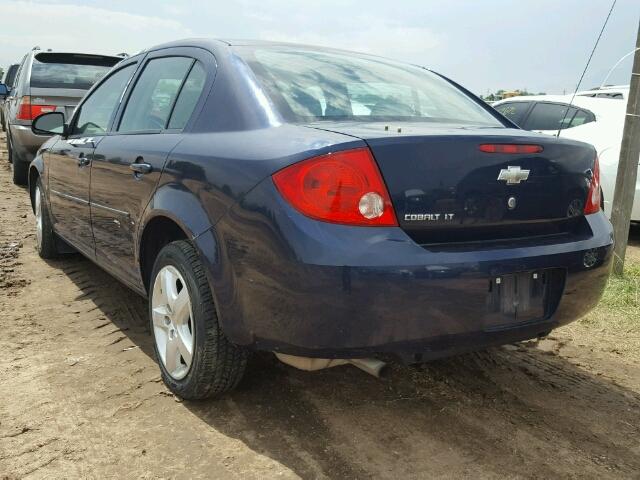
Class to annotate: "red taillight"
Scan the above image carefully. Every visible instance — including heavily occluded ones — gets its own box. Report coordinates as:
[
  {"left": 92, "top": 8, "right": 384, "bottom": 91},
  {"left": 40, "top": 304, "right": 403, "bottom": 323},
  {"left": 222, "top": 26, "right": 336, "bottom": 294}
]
[
  {"left": 16, "top": 96, "right": 31, "bottom": 120},
  {"left": 272, "top": 148, "right": 398, "bottom": 226},
  {"left": 16, "top": 96, "right": 56, "bottom": 121},
  {"left": 584, "top": 156, "right": 601, "bottom": 215},
  {"left": 479, "top": 144, "right": 543, "bottom": 154}
]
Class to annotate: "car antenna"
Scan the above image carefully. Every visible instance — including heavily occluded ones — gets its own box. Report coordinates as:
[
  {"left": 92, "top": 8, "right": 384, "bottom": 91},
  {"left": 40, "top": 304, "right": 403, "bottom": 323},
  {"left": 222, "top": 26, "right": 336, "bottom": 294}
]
[{"left": 557, "top": 0, "right": 617, "bottom": 138}]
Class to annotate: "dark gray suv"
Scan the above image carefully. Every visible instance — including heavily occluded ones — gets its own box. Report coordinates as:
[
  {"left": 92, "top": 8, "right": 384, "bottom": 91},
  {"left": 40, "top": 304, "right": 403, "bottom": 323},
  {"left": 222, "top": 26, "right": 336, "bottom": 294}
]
[{"left": 5, "top": 48, "right": 122, "bottom": 184}]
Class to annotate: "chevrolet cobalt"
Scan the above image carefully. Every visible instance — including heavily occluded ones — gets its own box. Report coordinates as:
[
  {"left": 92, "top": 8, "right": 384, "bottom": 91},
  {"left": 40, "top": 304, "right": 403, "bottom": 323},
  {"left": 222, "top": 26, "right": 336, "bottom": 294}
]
[{"left": 28, "top": 39, "right": 613, "bottom": 399}]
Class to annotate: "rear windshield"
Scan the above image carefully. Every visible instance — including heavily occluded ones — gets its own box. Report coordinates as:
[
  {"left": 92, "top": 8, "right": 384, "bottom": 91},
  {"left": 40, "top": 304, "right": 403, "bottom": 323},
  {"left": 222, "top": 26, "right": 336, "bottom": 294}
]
[
  {"left": 237, "top": 47, "right": 502, "bottom": 126},
  {"left": 30, "top": 53, "right": 121, "bottom": 90}
]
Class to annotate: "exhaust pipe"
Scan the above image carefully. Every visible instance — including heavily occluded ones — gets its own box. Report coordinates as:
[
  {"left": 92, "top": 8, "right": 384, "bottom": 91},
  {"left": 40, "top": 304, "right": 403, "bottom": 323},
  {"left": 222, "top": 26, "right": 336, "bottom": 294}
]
[{"left": 275, "top": 353, "right": 386, "bottom": 378}]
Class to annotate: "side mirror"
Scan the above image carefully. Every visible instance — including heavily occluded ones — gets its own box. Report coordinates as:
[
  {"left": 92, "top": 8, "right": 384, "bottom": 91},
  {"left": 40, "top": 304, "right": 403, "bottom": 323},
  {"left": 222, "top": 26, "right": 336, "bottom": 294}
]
[
  {"left": 32, "top": 111, "right": 67, "bottom": 136},
  {"left": 0, "top": 83, "right": 8, "bottom": 100}
]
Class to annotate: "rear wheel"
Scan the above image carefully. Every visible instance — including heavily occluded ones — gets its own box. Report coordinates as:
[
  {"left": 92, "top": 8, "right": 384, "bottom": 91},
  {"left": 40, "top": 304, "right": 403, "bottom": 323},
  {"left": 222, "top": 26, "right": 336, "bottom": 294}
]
[
  {"left": 34, "top": 178, "right": 58, "bottom": 258},
  {"left": 149, "top": 240, "right": 248, "bottom": 399}
]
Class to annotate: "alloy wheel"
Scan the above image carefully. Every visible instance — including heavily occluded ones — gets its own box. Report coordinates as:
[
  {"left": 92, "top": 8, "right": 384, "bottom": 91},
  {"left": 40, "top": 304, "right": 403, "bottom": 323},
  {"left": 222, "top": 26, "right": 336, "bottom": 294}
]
[{"left": 152, "top": 265, "right": 194, "bottom": 380}]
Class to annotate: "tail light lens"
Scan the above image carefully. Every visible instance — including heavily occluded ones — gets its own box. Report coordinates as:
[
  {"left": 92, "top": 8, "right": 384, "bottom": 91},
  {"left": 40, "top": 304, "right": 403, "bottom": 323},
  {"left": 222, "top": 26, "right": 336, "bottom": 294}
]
[
  {"left": 479, "top": 144, "right": 543, "bottom": 154},
  {"left": 272, "top": 147, "right": 398, "bottom": 226},
  {"left": 16, "top": 96, "right": 56, "bottom": 121},
  {"left": 584, "top": 156, "right": 602, "bottom": 214}
]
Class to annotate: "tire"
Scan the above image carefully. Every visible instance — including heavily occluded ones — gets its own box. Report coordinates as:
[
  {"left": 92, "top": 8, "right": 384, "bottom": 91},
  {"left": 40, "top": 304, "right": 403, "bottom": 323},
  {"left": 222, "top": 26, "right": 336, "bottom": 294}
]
[
  {"left": 9, "top": 133, "right": 28, "bottom": 185},
  {"left": 34, "top": 178, "right": 58, "bottom": 259},
  {"left": 149, "top": 240, "right": 248, "bottom": 400},
  {"left": 12, "top": 157, "right": 28, "bottom": 185},
  {"left": 6, "top": 131, "right": 12, "bottom": 163}
]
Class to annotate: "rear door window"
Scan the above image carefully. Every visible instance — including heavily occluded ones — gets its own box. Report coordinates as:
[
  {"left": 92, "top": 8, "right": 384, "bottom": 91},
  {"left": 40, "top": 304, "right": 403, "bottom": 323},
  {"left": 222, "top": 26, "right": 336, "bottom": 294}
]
[
  {"left": 494, "top": 102, "right": 531, "bottom": 126},
  {"left": 4, "top": 65, "right": 19, "bottom": 88},
  {"left": 73, "top": 64, "right": 136, "bottom": 136},
  {"left": 30, "top": 53, "right": 120, "bottom": 90},
  {"left": 118, "top": 57, "right": 193, "bottom": 133},
  {"left": 11, "top": 56, "right": 28, "bottom": 94},
  {"left": 522, "top": 102, "right": 574, "bottom": 131},
  {"left": 569, "top": 108, "right": 595, "bottom": 128},
  {"left": 167, "top": 61, "right": 207, "bottom": 129}
]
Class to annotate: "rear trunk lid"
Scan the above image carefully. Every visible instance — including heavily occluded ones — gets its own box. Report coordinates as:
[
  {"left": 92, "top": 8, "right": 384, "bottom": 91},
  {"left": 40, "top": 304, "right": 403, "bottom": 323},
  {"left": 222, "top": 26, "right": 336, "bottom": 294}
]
[
  {"left": 29, "top": 87, "right": 89, "bottom": 118},
  {"left": 307, "top": 122, "right": 597, "bottom": 245}
]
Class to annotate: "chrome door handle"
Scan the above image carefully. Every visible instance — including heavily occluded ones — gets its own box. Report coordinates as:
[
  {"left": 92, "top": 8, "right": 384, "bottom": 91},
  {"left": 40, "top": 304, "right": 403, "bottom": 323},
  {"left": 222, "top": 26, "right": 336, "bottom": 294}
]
[{"left": 130, "top": 162, "right": 152, "bottom": 174}]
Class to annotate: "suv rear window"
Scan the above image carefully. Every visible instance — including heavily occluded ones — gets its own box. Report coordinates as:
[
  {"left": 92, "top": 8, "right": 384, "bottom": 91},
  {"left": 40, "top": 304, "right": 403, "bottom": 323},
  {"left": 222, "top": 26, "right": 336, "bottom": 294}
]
[
  {"left": 30, "top": 53, "right": 121, "bottom": 90},
  {"left": 237, "top": 47, "right": 502, "bottom": 126}
]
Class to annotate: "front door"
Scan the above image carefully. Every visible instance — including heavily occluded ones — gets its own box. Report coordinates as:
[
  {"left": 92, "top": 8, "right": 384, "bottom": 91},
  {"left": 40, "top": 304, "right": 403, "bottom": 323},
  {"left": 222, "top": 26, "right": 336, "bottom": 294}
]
[
  {"left": 48, "top": 62, "right": 139, "bottom": 257},
  {"left": 47, "top": 136, "right": 95, "bottom": 255}
]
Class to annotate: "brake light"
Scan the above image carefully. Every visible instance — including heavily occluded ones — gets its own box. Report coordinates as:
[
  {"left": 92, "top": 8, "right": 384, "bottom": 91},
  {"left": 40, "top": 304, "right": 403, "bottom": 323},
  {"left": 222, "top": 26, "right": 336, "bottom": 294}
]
[
  {"left": 272, "top": 148, "right": 398, "bottom": 226},
  {"left": 16, "top": 96, "right": 56, "bottom": 121},
  {"left": 584, "top": 156, "right": 601, "bottom": 214},
  {"left": 479, "top": 144, "right": 543, "bottom": 154}
]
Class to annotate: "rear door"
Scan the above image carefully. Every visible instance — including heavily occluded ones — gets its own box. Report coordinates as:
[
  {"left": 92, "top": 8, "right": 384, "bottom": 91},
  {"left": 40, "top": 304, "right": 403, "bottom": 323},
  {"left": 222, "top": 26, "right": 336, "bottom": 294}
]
[
  {"left": 90, "top": 48, "right": 212, "bottom": 286},
  {"left": 48, "top": 63, "right": 137, "bottom": 255}
]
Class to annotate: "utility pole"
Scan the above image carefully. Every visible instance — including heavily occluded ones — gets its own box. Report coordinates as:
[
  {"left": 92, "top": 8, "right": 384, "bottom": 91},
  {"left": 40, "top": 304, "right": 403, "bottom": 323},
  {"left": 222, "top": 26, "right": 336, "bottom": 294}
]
[{"left": 611, "top": 19, "right": 640, "bottom": 276}]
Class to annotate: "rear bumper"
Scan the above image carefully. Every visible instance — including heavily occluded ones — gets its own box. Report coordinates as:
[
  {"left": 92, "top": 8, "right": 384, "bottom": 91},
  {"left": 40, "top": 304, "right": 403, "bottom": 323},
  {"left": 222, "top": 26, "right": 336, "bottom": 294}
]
[
  {"left": 8, "top": 124, "right": 50, "bottom": 163},
  {"left": 200, "top": 181, "right": 614, "bottom": 360}
]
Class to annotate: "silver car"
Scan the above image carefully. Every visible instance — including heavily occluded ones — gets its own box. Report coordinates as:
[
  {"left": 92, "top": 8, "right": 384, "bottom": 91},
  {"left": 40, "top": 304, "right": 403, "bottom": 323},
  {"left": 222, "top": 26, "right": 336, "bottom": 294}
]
[{"left": 5, "top": 48, "right": 122, "bottom": 184}]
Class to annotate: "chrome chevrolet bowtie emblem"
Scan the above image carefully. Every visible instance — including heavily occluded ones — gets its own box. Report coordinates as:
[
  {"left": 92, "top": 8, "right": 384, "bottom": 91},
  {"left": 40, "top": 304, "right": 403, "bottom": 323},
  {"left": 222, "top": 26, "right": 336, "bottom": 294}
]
[{"left": 497, "top": 166, "right": 530, "bottom": 184}]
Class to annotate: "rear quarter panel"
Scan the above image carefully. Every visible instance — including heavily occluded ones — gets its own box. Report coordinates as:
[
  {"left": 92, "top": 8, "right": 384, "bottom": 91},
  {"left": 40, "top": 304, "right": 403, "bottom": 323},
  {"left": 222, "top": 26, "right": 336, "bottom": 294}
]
[{"left": 153, "top": 126, "right": 363, "bottom": 231}]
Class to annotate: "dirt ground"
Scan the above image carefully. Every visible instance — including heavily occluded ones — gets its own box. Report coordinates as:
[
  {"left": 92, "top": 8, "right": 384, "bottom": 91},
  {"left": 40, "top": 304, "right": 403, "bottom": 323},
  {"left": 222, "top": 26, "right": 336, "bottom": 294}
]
[{"left": 0, "top": 131, "right": 639, "bottom": 480}]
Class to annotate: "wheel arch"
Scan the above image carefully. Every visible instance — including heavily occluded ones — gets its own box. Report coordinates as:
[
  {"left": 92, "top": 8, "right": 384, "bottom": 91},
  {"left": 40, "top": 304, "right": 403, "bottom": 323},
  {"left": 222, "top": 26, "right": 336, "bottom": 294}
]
[
  {"left": 28, "top": 156, "right": 45, "bottom": 213},
  {"left": 137, "top": 184, "right": 215, "bottom": 294}
]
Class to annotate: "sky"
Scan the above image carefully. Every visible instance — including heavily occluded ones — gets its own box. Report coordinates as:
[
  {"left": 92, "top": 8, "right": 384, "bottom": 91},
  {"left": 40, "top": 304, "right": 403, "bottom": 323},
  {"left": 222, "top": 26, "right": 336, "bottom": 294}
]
[{"left": 0, "top": 0, "right": 638, "bottom": 95}]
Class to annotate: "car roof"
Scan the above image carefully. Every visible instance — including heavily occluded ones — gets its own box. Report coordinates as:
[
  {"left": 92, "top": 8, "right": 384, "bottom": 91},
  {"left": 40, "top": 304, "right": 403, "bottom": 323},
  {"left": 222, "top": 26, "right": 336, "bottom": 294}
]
[
  {"left": 142, "top": 37, "right": 407, "bottom": 60},
  {"left": 144, "top": 38, "right": 344, "bottom": 49},
  {"left": 576, "top": 85, "right": 628, "bottom": 95},
  {"left": 493, "top": 94, "right": 625, "bottom": 117},
  {"left": 30, "top": 50, "right": 123, "bottom": 59},
  {"left": 590, "top": 84, "right": 629, "bottom": 90}
]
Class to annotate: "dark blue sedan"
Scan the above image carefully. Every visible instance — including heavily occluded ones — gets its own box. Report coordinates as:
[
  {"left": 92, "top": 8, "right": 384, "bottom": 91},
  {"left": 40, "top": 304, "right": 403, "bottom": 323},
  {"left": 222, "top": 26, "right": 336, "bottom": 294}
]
[{"left": 28, "top": 39, "right": 613, "bottom": 399}]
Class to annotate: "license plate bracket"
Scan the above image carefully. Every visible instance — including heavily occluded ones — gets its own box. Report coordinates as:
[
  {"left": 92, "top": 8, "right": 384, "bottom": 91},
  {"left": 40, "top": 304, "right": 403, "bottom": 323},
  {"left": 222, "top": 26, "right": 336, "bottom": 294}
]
[{"left": 484, "top": 270, "right": 549, "bottom": 330}]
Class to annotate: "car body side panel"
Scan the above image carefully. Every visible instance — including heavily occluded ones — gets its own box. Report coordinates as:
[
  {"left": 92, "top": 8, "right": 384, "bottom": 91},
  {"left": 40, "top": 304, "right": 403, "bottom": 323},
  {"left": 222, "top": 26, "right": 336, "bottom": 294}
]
[
  {"left": 28, "top": 136, "right": 60, "bottom": 216},
  {"left": 91, "top": 133, "right": 184, "bottom": 287},
  {"left": 155, "top": 126, "right": 364, "bottom": 230},
  {"left": 46, "top": 136, "right": 98, "bottom": 256}
]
